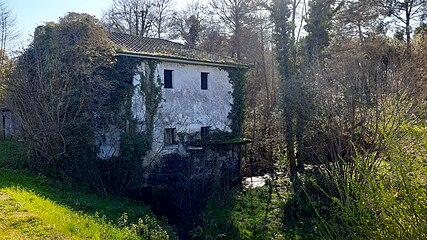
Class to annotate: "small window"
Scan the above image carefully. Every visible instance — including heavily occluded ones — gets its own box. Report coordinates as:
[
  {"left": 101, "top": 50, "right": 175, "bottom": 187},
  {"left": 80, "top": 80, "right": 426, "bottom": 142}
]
[
  {"left": 201, "top": 126, "right": 210, "bottom": 141},
  {"left": 164, "top": 128, "right": 177, "bottom": 145},
  {"left": 164, "top": 70, "right": 173, "bottom": 88},
  {"left": 201, "top": 72, "right": 208, "bottom": 90}
]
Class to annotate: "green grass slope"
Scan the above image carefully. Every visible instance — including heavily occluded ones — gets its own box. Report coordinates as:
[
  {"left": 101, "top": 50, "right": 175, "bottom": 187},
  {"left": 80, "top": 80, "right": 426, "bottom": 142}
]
[{"left": 0, "top": 141, "right": 175, "bottom": 239}]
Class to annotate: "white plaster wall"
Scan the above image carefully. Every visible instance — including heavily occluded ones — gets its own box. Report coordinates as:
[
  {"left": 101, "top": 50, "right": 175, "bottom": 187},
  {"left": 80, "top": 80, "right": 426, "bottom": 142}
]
[
  {"left": 131, "top": 61, "right": 233, "bottom": 161},
  {"left": 156, "top": 62, "right": 232, "bottom": 131}
]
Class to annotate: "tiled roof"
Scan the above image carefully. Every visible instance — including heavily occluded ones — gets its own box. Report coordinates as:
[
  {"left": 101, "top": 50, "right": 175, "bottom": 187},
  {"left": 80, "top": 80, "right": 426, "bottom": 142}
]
[{"left": 109, "top": 32, "right": 245, "bottom": 67}]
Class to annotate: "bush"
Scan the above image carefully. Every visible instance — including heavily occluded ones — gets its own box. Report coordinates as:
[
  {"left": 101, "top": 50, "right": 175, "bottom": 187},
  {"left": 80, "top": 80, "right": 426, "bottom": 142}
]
[{"left": 310, "top": 120, "right": 427, "bottom": 239}]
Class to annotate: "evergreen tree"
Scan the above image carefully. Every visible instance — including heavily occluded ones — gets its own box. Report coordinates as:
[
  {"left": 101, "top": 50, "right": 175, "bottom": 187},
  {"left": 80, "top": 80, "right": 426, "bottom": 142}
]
[{"left": 304, "top": 0, "right": 335, "bottom": 62}]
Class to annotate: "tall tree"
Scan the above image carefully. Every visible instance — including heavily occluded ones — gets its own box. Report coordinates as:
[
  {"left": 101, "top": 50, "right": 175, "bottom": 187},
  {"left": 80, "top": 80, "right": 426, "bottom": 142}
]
[
  {"left": 102, "top": 0, "right": 154, "bottom": 37},
  {"left": 382, "top": 0, "right": 427, "bottom": 50},
  {"left": 169, "top": 0, "right": 205, "bottom": 46},
  {"left": 152, "top": 0, "right": 173, "bottom": 38},
  {"left": 210, "top": 0, "right": 255, "bottom": 59},
  {"left": 0, "top": 1, "right": 17, "bottom": 106},
  {"left": 304, "top": 0, "right": 336, "bottom": 61},
  {"left": 333, "top": 0, "right": 382, "bottom": 43},
  {"left": 0, "top": 1, "right": 17, "bottom": 63},
  {"left": 272, "top": 0, "right": 298, "bottom": 177}
]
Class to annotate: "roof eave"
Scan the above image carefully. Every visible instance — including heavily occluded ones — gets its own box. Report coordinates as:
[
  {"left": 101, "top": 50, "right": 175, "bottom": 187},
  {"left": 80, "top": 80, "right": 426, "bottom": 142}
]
[{"left": 116, "top": 51, "right": 249, "bottom": 69}]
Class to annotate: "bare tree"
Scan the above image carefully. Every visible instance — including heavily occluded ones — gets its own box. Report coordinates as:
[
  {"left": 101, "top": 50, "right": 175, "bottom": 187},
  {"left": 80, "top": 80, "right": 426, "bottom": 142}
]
[
  {"left": 102, "top": 0, "right": 154, "bottom": 37},
  {"left": 152, "top": 0, "right": 174, "bottom": 38},
  {"left": 0, "top": 1, "right": 18, "bottom": 65},
  {"left": 169, "top": 0, "right": 206, "bottom": 46},
  {"left": 209, "top": 0, "right": 256, "bottom": 59},
  {"left": 0, "top": 1, "right": 17, "bottom": 106}
]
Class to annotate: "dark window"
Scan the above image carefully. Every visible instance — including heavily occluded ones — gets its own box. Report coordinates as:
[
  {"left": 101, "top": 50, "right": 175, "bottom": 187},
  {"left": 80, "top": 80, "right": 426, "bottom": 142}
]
[
  {"left": 164, "top": 70, "right": 173, "bottom": 88},
  {"left": 164, "top": 128, "right": 177, "bottom": 145},
  {"left": 201, "top": 72, "right": 208, "bottom": 90},
  {"left": 201, "top": 126, "right": 210, "bottom": 141}
]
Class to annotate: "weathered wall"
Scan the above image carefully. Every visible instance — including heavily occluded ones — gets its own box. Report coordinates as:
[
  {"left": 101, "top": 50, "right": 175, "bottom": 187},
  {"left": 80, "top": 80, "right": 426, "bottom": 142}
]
[
  {"left": 98, "top": 59, "right": 241, "bottom": 191},
  {"left": 146, "top": 144, "right": 241, "bottom": 187},
  {"left": 96, "top": 126, "right": 121, "bottom": 159},
  {"left": 0, "top": 109, "right": 21, "bottom": 140},
  {"left": 132, "top": 61, "right": 233, "bottom": 164}
]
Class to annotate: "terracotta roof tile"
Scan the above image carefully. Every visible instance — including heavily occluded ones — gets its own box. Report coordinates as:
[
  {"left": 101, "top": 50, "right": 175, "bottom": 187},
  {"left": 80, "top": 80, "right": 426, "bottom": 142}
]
[{"left": 109, "top": 32, "right": 245, "bottom": 66}]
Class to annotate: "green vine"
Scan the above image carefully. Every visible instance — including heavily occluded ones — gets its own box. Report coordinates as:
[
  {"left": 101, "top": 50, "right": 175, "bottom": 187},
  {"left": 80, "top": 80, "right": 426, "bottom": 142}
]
[
  {"left": 139, "top": 60, "right": 163, "bottom": 149},
  {"left": 225, "top": 67, "right": 247, "bottom": 136},
  {"left": 106, "top": 57, "right": 162, "bottom": 161}
]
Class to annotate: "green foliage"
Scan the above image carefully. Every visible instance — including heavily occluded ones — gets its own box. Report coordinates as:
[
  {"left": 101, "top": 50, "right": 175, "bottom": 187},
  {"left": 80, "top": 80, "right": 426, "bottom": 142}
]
[
  {"left": 192, "top": 187, "right": 295, "bottom": 240},
  {"left": 126, "top": 214, "right": 175, "bottom": 240},
  {"left": 0, "top": 169, "right": 175, "bottom": 239},
  {"left": 115, "top": 58, "right": 162, "bottom": 160},
  {"left": 122, "top": 132, "right": 151, "bottom": 162},
  {"left": 10, "top": 12, "right": 115, "bottom": 181},
  {"left": 106, "top": 56, "right": 140, "bottom": 123},
  {"left": 303, "top": 0, "right": 335, "bottom": 62},
  {"left": 0, "top": 140, "right": 176, "bottom": 239},
  {"left": 100, "top": 58, "right": 163, "bottom": 194},
  {"left": 189, "top": 216, "right": 226, "bottom": 240},
  {"left": 309, "top": 120, "right": 427, "bottom": 239},
  {"left": 0, "top": 141, "right": 28, "bottom": 169},
  {"left": 139, "top": 60, "right": 163, "bottom": 146},
  {"left": 272, "top": 0, "right": 292, "bottom": 78},
  {"left": 225, "top": 67, "right": 247, "bottom": 136},
  {"left": 0, "top": 51, "right": 14, "bottom": 104}
]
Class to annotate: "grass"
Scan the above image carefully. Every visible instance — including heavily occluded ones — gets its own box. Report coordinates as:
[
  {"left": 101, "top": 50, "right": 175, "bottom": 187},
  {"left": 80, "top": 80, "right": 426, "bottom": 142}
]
[
  {"left": 0, "top": 140, "right": 27, "bottom": 168},
  {"left": 0, "top": 141, "right": 175, "bottom": 239},
  {"left": 190, "top": 176, "right": 319, "bottom": 240}
]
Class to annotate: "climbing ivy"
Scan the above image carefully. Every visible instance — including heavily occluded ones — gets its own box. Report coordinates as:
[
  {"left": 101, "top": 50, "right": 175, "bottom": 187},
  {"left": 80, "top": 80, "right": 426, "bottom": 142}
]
[
  {"left": 138, "top": 60, "right": 163, "bottom": 149},
  {"left": 106, "top": 57, "right": 162, "bottom": 161},
  {"left": 225, "top": 67, "right": 247, "bottom": 136}
]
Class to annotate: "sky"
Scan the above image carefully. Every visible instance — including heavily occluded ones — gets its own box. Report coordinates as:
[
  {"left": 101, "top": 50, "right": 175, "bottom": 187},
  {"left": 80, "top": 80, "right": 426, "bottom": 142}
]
[
  {"left": 7, "top": 0, "right": 114, "bottom": 47},
  {"left": 5, "top": 0, "right": 194, "bottom": 52}
]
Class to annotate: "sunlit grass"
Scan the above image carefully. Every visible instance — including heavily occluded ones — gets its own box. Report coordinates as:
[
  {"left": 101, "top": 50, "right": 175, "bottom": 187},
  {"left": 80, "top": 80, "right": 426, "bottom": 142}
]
[
  {"left": 0, "top": 141, "right": 175, "bottom": 239},
  {"left": 0, "top": 168, "right": 140, "bottom": 239}
]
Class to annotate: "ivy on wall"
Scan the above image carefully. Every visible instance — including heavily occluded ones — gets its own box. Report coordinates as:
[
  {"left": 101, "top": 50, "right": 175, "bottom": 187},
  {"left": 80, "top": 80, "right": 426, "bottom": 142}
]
[
  {"left": 225, "top": 67, "right": 247, "bottom": 137},
  {"left": 106, "top": 57, "right": 162, "bottom": 161},
  {"left": 140, "top": 60, "right": 163, "bottom": 149}
]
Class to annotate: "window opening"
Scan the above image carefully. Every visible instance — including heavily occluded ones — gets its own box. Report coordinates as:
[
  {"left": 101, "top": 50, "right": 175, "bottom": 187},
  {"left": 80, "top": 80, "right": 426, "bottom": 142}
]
[
  {"left": 201, "top": 72, "right": 208, "bottom": 90},
  {"left": 164, "top": 70, "right": 173, "bottom": 88},
  {"left": 164, "top": 128, "right": 177, "bottom": 145}
]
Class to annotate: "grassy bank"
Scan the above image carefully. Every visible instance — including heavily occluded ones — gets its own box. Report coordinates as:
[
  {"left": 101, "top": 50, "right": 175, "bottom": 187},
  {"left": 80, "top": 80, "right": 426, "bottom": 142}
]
[{"left": 0, "top": 141, "right": 175, "bottom": 239}]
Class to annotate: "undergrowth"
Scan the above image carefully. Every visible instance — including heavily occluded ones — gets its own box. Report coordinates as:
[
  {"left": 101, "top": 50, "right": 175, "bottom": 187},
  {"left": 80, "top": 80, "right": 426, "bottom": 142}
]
[
  {"left": 309, "top": 121, "right": 427, "bottom": 239},
  {"left": 190, "top": 184, "right": 316, "bottom": 240}
]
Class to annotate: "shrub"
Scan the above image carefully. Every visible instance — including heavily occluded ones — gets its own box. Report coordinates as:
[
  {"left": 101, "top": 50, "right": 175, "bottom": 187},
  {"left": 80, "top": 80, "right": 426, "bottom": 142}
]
[{"left": 310, "top": 120, "right": 427, "bottom": 239}]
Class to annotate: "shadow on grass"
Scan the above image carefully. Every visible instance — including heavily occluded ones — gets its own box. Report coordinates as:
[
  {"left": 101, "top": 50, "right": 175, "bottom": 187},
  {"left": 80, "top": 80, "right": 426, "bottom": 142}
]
[
  {"left": 0, "top": 167, "right": 155, "bottom": 225},
  {"left": 0, "top": 141, "right": 161, "bottom": 228},
  {"left": 192, "top": 179, "right": 320, "bottom": 240},
  {"left": 194, "top": 186, "right": 285, "bottom": 240}
]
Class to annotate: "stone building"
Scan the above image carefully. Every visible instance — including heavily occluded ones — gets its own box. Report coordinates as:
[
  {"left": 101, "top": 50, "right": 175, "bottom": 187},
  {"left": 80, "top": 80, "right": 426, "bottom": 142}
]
[{"left": 99, "top": 33, "right": 249, "bottom": 190}]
